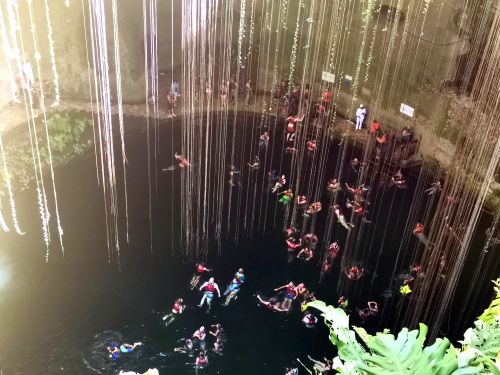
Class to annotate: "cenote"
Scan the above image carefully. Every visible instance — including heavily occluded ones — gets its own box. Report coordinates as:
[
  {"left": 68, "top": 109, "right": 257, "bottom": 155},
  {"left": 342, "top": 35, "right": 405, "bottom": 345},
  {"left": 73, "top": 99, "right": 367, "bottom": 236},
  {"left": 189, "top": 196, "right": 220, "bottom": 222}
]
[
  {"left": 0, "top": 112, "right": 497, "bottom": 374},
  {"left": 1, "top": 0, "right": 500, "bottom": 374}
]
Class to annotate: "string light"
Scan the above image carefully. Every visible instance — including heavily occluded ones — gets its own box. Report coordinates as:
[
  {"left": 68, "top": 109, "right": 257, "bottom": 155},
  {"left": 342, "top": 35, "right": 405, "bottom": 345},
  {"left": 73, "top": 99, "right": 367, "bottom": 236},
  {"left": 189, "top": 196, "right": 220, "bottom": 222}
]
[{"left": 43, "top": 0, "right": 60, "bottom": 106}]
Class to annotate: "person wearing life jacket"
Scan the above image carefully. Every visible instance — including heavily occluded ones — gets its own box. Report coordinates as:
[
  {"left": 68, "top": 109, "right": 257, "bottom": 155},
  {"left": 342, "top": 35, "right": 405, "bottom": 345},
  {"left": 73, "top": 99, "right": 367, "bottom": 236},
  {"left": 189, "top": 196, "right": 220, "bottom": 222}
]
[
  {"left": 302, "top": 312, "right": 318, "bottom": 327},
  {"left": 305, "top": 201, "right": 322, "bottom": 216},
  {"left": 413, "top": 223, "right": 428, "bottom": 245},
  {"left": 304, "top": 233, "right": 318, "bottom": 249},
  {"left": 199, "top": 277, "right": 221, "bottom": 310},
  {"left": 306, "top": 139, "right": 317, "bottom": 152},
  {"left": 327, "top": 242, "right": 340, "bottom": 259},
  {"left": 162, "top": 298, "right": 185, "bottom": 326},
  {"left": 272, "top": 174, "right": 286, "bottom": 194},
  {"left": 297, "top": 247, "right": 314, "bottom": 262},
  {"left": 278, "top": 189, "right": 294, "bottom": 204},
  {"left": 345, "top": 266, "right": 364, "bottom": 280},
  {"left": 346, "top": 199, "right": 364, "bottom": 215},
  {"left": 256, "top": 295, "right": 288, "bottom": 312},
  {"left": 297, "top": 195, "right": 308, "bottom": 209},
  {"left": 195, "top": 350, "right": 208, "bottom": 368},
  {"left": 192, "top": 326, "right": 207, "bottom": 350},
  {"left": 286, "top": 237, "right": 302, "bottom": 263},
  {"left": 274, "top": 282, "right": 297, "bottom": 311},
  {"left": 190, "top": 263, "right": 212, "bottom": 290},
  {"left": 327, "top": 178, "right": 340, "bottom": 192},
  {"left": 234, "top": 268, "right": 245, "bottom": 285},
  {"left": 222, "top": 278, "right": 241, "bottom": 306},
  {"left": 322, "top": 258, "right": 332, "bottom": 274}
]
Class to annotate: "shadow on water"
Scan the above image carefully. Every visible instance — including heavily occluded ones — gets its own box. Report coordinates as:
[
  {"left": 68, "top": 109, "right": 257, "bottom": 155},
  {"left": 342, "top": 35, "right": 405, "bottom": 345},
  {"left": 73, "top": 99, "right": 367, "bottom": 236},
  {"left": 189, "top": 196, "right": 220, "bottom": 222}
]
[{"left": 0, "top": 113, "right": 497, "bottom": 374}]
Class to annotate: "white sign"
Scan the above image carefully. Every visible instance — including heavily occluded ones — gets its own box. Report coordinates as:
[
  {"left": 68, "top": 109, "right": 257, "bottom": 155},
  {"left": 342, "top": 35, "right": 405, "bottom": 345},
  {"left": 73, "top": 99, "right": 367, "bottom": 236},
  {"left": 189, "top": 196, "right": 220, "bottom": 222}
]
[
  {"left": 344, "top": 75, "right": 353, "bottom": 81},
  {"left": 400, "top": 103, "right": 415, "bottom": 117},
  {"left": 321, "top": 71, "right": 335, "bottom": 83}
]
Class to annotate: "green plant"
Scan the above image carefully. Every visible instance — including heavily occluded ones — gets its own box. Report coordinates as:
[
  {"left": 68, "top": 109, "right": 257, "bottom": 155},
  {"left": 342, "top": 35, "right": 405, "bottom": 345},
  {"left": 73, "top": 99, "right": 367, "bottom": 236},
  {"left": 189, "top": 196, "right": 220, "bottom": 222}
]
[
  {"left": 305, "top": 279, "right": 500, "bottom": 374},
  {"left": 0, "top": 112, "right": 92, "bottom": 192}
]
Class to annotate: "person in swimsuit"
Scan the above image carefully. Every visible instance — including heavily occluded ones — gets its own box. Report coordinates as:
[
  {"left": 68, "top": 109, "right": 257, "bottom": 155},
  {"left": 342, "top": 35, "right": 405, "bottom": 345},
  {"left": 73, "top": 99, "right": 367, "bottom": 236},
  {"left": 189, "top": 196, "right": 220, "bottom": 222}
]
[{"left": 199, "top": 277, "right": 221, "bottom": 310}]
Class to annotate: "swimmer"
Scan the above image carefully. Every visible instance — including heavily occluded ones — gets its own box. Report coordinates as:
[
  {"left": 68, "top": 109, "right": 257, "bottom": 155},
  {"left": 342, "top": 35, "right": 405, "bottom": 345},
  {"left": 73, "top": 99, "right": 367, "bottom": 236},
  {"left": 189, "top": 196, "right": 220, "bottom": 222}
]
[
  {"left": 193, "top": 326, "right": 207, "bottom": 348},
  {"left": 222, "top": 278, "right": 240, "bottom": 306},
  {"left": 234, "top": 268, "right": 245, "bottom": 284},
  {"left": 278, "top": 189, "right": 294, "bottom": 204},
  {"left": 256, "top": 294, "right": 288, "bottom": 312},
  {"left": 322, "top": 257, "right": 332, "bottom": 273},
  {"left": 199, "top": 277, "right": 221, "bottom": 311},
  {"left": 338, "top": 295, "right": 349, "bottom": 309},
  {"left": 346, "top": 199, "right": 364, "bottom": 215},
  {"left": 297, "top": 247, "right": 314, "bottom": 261},
  {"left": 274, "top": 282, "right": 297, "bottom": 311},
  {"left": 345, "top": 266, "right": 364, "bottom": 280},
  {"left": 413, "top": 223, "right": 428, "bottom": 245},
  {"left": 302, "top": 312, "right": 318, "bottom": 326},
  {"left": 327, "top": 242, "right": 340, "bottom": 259},
  {"left": 195, "top": 350, "right": 208, "bottom": 368},
  {"left": 163, "top": 298, "right": 185, "bottom": 326},
  {"left": 247, "top": 155, "right": 260, "bottom": 170},
  {"left": 305, "top": 201, "right": 322, "bottom": 216},
  {"left": 174, "top": 152, "right": 191, "bottom": 168},
  {"left": 285, "top": 367, "right": 299, "bottom": 375},
  {"left": 108, "top": 342, "right": 142, "bottom": 360},
  {"left": 174, "top": 338, "right": 194, "bottom": 353},
  {"left": 304, "top": 233, "right": 318, "bottom": 248},
  {"left": 213, "top": 337, "right": 223, "bottom": 353},
  {"left": 307, "top": 356, "right": 333, "bottom": 374},
  {"left": 190, "top": 263, "right": 212, "bottom": 290},
  {"left": 209, "top": 324, "right": 224, "bottom": 338},
  {"left": 332, "top": 204, "right": 354, "bottom": 230},
  {"left": 327, "top": 178, "right": 340, "bottom": 192},
  {"left": 272, "top": 174, "right": 286, "bottom": 194}
]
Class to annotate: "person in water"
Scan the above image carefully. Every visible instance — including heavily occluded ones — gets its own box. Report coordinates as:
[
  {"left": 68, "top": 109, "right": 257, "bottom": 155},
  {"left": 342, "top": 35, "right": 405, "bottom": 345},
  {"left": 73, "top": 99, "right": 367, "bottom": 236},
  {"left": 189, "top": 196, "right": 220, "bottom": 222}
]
[
  {"left": 210, "top": 323, "right": 224, "bottom": 338},
  {"left": 413, "top": 223, "right": 428, "bottom": 245},
  {"left": 332, "top": 204, "right": 354, "bottom": 230},
  {"left": 234, "top": 268, "right": 245, "bottom": 284},
  {"left": 297, "top": 247, "right": 314, "bottom": 261},
  {"left": 107, "top": 342, "right": 142, "bottom": 360},
  {"left": 222, "top": 278, "right": 241, "bottom": 306},
  {"left": 174, "top": 152, "right": 191, "bottom": 168},
  {"left": 256, "top": 294, "right": 288, "bottom": 312},
  {"left": 195, "top": 350, "right": 208, "bottom": 368},
  {"left": 190, "top": 263, "right": 212, "bottom": 290},
  {"left": 345, "top": 266, "right": 364, "bottom": 280},
  {"left": 278, "top": 189, "right": 294, "bottom": 204},
  {"left": 199, "top": 277, "right": 221, "bottom": 310},
  {"left": 307, "top": 355, "right": 333, "bottom": 374},
  {"left": 338, "top": 295, "right": 349, "bottom": 310},
  {"left": 302, "top": 312, "right": 318, "bottom": 326},
  {"left": 192, "top": 326, "right": 207, "bottom": 350},
  {"left": 163, "top": 298, "right": 185, "bottom": 326},
  {"left": 274, "top": 282, "right": 297, "bottom": 311},
  {"left": 174, "top": 338, "right": 194, "bottom": 354},
  {"left": 213, "top": 337, "right": 223, "bottom": 353}
]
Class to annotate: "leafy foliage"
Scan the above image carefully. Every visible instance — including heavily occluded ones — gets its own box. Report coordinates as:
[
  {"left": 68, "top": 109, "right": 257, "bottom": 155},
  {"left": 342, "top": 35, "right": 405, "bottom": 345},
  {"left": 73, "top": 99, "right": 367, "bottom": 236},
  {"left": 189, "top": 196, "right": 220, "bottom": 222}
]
[
  {"left": 0, "top": 113, "right": 91, "bottom": 192},
  {"left": 305, "top": 280, "right": 500, "bottom": 375}
]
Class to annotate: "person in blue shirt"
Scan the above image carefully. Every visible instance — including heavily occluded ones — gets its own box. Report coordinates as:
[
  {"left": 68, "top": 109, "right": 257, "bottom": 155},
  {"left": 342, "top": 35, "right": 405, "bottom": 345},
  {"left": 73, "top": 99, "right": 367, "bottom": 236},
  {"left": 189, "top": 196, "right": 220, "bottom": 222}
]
[{"left": 222, "top": 278, "right": 240, "bottom": 306}]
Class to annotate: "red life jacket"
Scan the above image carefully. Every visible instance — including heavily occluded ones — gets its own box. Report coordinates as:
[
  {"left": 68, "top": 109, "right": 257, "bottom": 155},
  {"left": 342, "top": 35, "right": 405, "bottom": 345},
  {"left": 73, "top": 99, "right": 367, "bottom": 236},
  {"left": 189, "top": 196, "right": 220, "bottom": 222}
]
[
  {"left": 206, "top": 283, "right": 216, "bottom": 292},
  {"left": 173, "top": 302, "right": 182, "bottom": 313},
  {"left": 197, "top": 264, "right": 204, "bottom": 273},
  {"left": 287, "top": 285, "right": 296, "bottom": 296}
]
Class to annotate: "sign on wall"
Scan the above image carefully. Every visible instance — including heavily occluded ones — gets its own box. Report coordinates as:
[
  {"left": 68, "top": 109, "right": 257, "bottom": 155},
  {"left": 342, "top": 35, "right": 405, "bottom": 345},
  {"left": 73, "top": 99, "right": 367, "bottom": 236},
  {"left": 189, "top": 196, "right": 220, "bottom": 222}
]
[
  {"left": 400, "top": 103, "right": 415, "bottom": 117},
  {"left": 321, "top": 71, "right": 335, "bottom": 83}
]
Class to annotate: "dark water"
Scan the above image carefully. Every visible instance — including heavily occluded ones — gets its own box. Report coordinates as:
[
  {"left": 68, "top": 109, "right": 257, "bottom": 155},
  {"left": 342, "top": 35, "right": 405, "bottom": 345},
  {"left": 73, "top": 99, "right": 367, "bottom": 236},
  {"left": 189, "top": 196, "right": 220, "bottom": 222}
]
[{"left": 0, "top": 113, "right": 496, "bottom": 374}]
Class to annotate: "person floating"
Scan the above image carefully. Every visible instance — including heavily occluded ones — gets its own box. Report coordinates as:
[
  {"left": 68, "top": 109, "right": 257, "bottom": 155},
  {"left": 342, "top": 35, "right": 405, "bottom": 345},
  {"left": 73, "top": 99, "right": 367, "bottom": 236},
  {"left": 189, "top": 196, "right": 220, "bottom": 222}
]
[
  {"left": 174, "top": 338, "right": 194, "bottom": 354},
  {"left": 209, "top": 323, "right": 224, "bottom": 338},
  {"left": 190, "top": 263, "right": 212, "bottom": 290},
  {"left": 286, "top": 236, "right": 302, "bottom": 263},
  {"left": 174, "top": 152, "right": 191, "bottom": 168},
  {"left": 163, "top": 298, "right": 185, "bottom": 326},
  {"left": 302, "top": 312, "right": 318, "bottom": 327},
  {"left": 259, "top": 131, "right": 270, "bottom": 148},
  {"left": 213, "top": 337, "right": 223, "bottom": 353},
  {"left": 297, "top": 247, "right": 314, "bottom": 262},
  {"left": 278, "top": 189, "right": 294, "bottom": 204},
  {"left": 389, "top": 169, "right": 407, "bottom": 189},
  {"left": 274, "top": 282, "right": 297, "bottom": 311},
  {"left": 413, "top": 223, "right": 428, "bottom": 245},
  {"left": 256, "top": 294, "right": 288, "bottom": 312},
  {"left": 307, "top": 355, "right": 333, "bottom": 374},
  {"left": 355, "top": 104, "right": 366, "bottom": 130},
  {"left": 327, "top": 178, "right": 340, "bottom": 192},
  {"left": 306, "top": 139, "right": 317, "bottom": 152},
  {"left": 332, "top": 204, "right": 354, "bottom": 230},
  {"left": 338, "top": 295, "right": 349, "bottom": 310},
  {"left": 234, "top": 268, "right": 245, "bottom": 284},
  {"left": 346, "top": 199, "right": 364, "bottom": 215},
  {"left": 107, "top": 342, "right": 142, "bottom": 360},
  {"left": 199, "top": 277, "right": 221, "bottom": 310},
  {"left": 272, "top": 174, "right": 286, "bottom": 193},
  {"left": 304, "top": 233, "right": 319, "bottom": 248},
  {"left": 345, "top": 266, "right": 364, "bottom": 280},
  {"left": 305, "top": 201, "right": 322, "bottom": 216},
  {"left": 247, "top": 155, "right": 260, "bottom": 170},
  {"left": 222, "top": 278, "right": 241, "bottom": 306},
  {"left": 297, "top": 195, "right": 308, "bottom": 209},
  {"left": 327, "top": 242, "right": 340, "bottom": 259},
  {"left": 322, "top": 257, "right": 332, "bottom": 273},
  {"left": 195, "top": 350, "right": 208, "bottom": 368},
  {"left": 425, "top": 181, "right": 442, "bottom": 195}
]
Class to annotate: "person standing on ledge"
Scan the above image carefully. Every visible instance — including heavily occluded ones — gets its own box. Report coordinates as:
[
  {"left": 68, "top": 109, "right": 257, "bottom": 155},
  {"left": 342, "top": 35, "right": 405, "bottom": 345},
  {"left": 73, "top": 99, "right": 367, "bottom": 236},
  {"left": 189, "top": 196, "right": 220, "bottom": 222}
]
[{"left": 355, "top": 104, "right": 367, "bottom": 131}]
